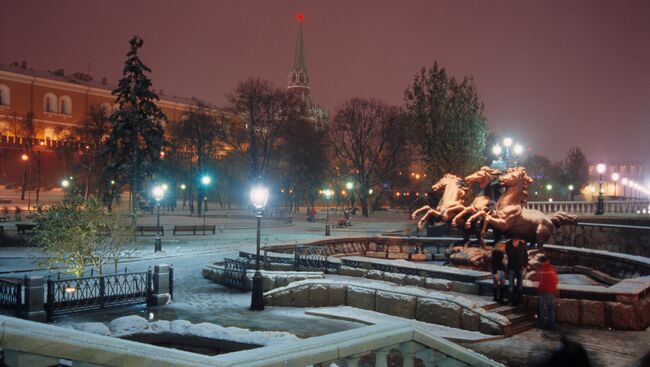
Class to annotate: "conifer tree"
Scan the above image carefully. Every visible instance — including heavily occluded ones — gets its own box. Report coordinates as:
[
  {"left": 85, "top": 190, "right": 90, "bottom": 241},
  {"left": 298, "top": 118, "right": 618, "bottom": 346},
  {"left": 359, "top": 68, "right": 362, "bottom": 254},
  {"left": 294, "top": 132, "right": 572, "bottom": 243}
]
[{"left": 104, "top": 36, "right": 166, "bottom": 211}]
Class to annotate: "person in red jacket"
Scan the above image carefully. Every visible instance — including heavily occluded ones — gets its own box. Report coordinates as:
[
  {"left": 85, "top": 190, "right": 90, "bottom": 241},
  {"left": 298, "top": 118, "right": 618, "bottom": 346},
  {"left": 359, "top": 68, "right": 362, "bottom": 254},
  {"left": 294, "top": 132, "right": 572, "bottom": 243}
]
[{"left": 537, "top": 254, "right": 559, "bottom": 330}]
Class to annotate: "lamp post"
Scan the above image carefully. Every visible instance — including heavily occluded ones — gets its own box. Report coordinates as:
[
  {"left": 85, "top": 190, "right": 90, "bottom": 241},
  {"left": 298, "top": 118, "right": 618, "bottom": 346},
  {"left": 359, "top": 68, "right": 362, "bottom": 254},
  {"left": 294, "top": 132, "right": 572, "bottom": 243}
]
[
  {"left": 568, "top": 184, "right": 574, "bottom": 201},
  {"left": 596, "top": 163, "right": 606, "bottom": 215},
  {"left": 323, "top": 189, "right": 332, "bottom": 236},
  {"left": 345, "top": 181, "right": 354, "bottom": 213},
  {"left": 20, "top": 154, "right": 29, "bottom": 201},
  {"left": 201, "top": 175, "right": 211, "bottom": 235},
  {"left": 611, "top": 172, "right": 620, "bottom": 198},
  {"left": 153, "top": 186, "right": 164, "bottom": 252},
  {"left": 250, "top": 182, "right": 269, "bottom": 311},
  {"left": 621, "top": 178, "right": 628, "bottom": 198},
  {"left": 546, "top": 184, "right": 552, "bottom": 201},
  {"left": 492, "top": 137, "right": 524, "bottom": 169},
  {"left": 180, "top": 184, "right": 187, "bottom": 209}
]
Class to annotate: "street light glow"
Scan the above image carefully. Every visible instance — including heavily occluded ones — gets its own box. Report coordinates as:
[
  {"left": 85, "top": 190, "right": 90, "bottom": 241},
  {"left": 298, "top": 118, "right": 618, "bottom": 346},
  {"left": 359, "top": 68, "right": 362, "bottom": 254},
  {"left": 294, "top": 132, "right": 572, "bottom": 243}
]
[
  {"left": 201, "top": 176, "right": 211, "bottom": 186},
  {"left": 596, "top": 163, "right": 606, "bottom": 174},
  {"left": 368, "top": 188, "right": 374, "bottom": 194},
  {"left": 546, "top": 184, "right": 552, "bottom": 191},
  {"left": 153, "top": 186, "right": 164, "bottom": 202},
  {"left": 611, "top": 172, "right": 620, "bottom": 182},
  {"left": 346, "top": 182, "right": 353, "bottom": 190},
  {"left": 492, "top": 144, "right": 502, "bottom": 156},
  {"left": 250, "top": 185, "right": 269, "bottom": 211},
  {"left": 503, "top": 137, "right": 513, "bottom": 147},
  {"left": 621, "top": 177, "right": 629, "bottom": 186},
  {"left": 513, "top": 143, "right": 524, "bottom": 155},
  {"left": 61, "top": 179, "right": 70, "bottom": 188},
  {"left": 568, "top": 184, "right": 574, "bottom": 191},
  {"left": 161, "top": 183, "right": 169, "bottom": 191},
  {"left": 180, "top": 184, "right": 186, "bottom": 190},
  {"left": 21, "top": 154, "right": 28, "bottom": 161}
]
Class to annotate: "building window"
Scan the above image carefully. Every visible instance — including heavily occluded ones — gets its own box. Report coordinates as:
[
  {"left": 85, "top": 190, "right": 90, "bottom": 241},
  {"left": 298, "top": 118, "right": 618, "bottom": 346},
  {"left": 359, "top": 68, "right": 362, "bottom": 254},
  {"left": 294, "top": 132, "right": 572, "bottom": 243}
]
[
  {"left": 0, "top": 84, "right": 10, "bottom": 106},
  {"left": 44, "top": 93, "right": 58, "bottom": 113},
  {"left": 59, "top": 95, "right": 72, "bottom": 115}
]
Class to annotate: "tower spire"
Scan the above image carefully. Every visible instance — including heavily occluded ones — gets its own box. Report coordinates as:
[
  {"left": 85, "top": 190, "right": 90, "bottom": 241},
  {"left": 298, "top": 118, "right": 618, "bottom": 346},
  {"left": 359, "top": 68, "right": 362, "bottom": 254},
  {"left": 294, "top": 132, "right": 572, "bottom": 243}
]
[{"left": 287, "top": 13, "right": 310, "bottom": 101}]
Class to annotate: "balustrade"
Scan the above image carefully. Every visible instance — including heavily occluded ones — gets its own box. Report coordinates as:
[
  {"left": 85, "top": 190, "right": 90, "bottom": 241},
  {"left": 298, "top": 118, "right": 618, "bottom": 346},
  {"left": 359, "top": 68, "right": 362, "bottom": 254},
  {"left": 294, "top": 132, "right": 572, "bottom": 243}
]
[{"left": 527, "top": 200, "right": 649, "bottom": 214}]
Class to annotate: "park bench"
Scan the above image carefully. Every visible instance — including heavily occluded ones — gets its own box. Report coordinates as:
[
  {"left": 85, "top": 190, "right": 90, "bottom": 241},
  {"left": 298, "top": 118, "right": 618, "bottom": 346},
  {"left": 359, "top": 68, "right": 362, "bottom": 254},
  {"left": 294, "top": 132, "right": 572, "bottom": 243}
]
[
  {"left": 173, "top": 224, "right": 216, "bottom": 235},
  {"left": 135, "top": 225, "right": 164, "bottom": 236},
  {"left": 16, "top": 224, "right": 35, "bottom": 233}
]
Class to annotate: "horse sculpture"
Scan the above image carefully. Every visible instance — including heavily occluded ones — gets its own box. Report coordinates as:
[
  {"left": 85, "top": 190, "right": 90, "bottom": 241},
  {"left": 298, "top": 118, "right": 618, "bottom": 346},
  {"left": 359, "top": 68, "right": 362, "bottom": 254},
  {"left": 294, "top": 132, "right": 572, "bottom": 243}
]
[
  {"left": 411, "top": 174, "right": 468, "bottom": 229},
  {"left": 479, "top": 167, "right": 577, "bottom": 246}
]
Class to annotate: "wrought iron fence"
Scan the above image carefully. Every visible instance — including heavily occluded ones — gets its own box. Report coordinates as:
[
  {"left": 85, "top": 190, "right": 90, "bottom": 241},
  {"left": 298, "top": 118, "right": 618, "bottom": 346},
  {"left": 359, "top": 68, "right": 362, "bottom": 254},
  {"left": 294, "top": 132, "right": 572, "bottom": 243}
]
[
  {"left": 0, "top": 277, "right": 22, "bottom": 317},
  {"left": 223, "top": 258, "right": 249, "bottom": 291},
  {"left": 294, "top": 245, "right": 331, "bottom": 273},
  {"left": 46, "top": 270, "right": 151, "bottom": 320}
]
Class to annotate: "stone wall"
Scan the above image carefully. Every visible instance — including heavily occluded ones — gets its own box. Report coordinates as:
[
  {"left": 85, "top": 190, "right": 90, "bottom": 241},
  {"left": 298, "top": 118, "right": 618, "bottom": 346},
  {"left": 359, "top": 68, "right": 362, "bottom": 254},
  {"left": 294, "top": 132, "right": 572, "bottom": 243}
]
[
  {"left": 552, "top": 223, "right": 650, "bottom": 257},
  {"left": 522, "top": 293, "right": 650, "bottom": 331},
  {"left": 265, "top": 281, "right": 510, "bottom": 335},
  {"left": 543, "top": 245, "right": 650, "bottom": 279}
]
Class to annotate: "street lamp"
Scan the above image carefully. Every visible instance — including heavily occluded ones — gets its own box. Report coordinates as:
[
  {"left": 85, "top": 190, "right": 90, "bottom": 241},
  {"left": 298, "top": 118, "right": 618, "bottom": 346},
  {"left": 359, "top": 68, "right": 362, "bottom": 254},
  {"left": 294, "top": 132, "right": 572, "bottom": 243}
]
[
  {"left": 180, "top": 184, "right": 187, "bottom": 209},
  {"left": 250, "top": 183, "right": 269, "bottom": 311},
  {"left": 152, "top": 185, "right": 164, "bottom": 252},
  {"left": 568, "top": 184, "right": 574, "bottom": 201},
  {"left": 201, "top": 175, "right": 211, "bottom": 235},
  {"left": 611, "top": 172, "right": 620, "bottom": 197},
  {"left": 345, "top": 181, "right": 354, "bottom": 213},
  {"left": 621, "top": 177, "right": 628, "bottom": 198},
  {"left": 492, "top": 138, "right": 524, "bottom": 168},
  {"left": 323, "top": 189, "right": 332, "bottom": 236},
  {"left": 596, "top": 163, "right": 606, "bottom": 215},
  {"left": 61, "top": 179, "right": 70, "bottom": 188}
]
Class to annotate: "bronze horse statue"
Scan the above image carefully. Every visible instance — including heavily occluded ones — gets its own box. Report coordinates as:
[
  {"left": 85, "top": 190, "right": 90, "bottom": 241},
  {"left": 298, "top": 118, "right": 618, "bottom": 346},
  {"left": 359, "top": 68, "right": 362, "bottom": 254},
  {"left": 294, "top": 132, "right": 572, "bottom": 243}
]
[
  {"left": 480, "top": 167, "right": 576, "bottom": 246},
  {"left": 449, "top": 166, "right": 502, "bottom": 246},
  {"left": 411, "top": 174, "right": 469, "bottom": 229}
]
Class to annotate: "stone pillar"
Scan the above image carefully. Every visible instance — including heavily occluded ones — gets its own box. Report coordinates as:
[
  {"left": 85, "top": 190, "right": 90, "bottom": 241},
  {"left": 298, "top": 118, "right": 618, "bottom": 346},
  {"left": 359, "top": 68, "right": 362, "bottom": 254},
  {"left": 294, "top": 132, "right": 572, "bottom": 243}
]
[
  {"left": 151, "top": 264, "right": 171, "bottom": 306},
  {"left": 374, "top": 347, "right": 392, "bottom": 367},
  {"left": 21, "top": 276, "right": 46, "bottom": 322},
  {"left": 399, "top": 341, "right": 425, "bottom": 367}
]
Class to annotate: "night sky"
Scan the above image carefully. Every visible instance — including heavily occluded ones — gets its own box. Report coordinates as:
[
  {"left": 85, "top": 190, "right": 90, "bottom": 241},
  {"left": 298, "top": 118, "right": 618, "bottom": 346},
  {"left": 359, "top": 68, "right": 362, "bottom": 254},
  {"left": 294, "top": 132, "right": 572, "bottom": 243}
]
[{"left": 1, "top": 1, "right": 649, "bottom": 165}]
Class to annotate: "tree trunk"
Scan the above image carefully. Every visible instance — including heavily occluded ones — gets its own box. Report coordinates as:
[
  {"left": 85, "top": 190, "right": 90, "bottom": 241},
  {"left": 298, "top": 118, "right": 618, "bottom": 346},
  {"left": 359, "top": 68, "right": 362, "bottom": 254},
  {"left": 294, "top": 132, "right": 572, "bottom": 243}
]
[{"left": 360, "top": 196, "right": 369, "bottom": 217}]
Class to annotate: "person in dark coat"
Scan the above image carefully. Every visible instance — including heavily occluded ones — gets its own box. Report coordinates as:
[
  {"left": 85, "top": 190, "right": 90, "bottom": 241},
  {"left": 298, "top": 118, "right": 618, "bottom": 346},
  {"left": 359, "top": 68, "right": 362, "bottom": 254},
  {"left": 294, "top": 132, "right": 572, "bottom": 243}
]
[
  {"left": 490, "top": 242, "right": 507, "bottom": 303},
  {"left": 506, "top": 238, "right": 528, "bottom": 306}
]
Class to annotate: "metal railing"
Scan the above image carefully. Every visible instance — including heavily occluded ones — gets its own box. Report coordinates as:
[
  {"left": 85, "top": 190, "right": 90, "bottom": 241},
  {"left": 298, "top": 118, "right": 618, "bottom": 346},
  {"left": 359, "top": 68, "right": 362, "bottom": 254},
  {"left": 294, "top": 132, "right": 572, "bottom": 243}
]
[
  {"left": 223, "top": 258, "right": 249, "bottom": 291},
  {"left": 527, "top": 200, "right": 650, "bottom": 214},
  {"left": 46, "top": 270, "right": 151, "bottom": 320},
  {"left": 294, "top": 245, "right": 331, "bottom": 273},
  {"left": 0, "top": 277, "right": 22, "bottom": 317}
]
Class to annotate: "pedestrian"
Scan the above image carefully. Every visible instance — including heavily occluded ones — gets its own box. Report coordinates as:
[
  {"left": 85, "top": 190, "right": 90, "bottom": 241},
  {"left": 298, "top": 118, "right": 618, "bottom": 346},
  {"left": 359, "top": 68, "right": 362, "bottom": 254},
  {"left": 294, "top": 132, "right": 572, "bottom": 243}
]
[
  {"left": 537, "top": 254, "right": 559, "bottom": 330},
  {"left": 490, "top": 242, "right": 507, "bottom": 303},
  {"left": 506, "top": 238, "right": 528, "bottom": 306}
]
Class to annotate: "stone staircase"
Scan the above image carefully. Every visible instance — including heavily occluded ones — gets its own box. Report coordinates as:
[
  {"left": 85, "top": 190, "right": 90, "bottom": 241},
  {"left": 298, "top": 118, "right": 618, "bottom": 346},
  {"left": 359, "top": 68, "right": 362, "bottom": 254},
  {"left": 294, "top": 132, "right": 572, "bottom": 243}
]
[{"left": 483, "top": 302, "right": 536, "bottom": 336}]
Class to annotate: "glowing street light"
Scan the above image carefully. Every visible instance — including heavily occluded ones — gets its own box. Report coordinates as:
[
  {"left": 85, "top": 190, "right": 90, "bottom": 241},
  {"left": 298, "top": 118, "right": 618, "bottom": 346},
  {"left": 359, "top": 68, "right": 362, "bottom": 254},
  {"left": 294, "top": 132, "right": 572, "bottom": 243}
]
[
  {"left": 250, "top": 182, "right": 269, "bottom": 311},
  {"left": 492, "top": 145, "right": 503, "bottom": 156},
  {"left": 621, "top": 177, "right": 629, "bottom": 198},
  {"left": 61, "top": 179, "right": 70, "bottom": 188},
  {"left": 323, "top": 189, "right": 332, "bottom": 235},
  {"left": 546, "top": 184, "right": 553, "bottom": 191},
  {"left": 513, "top": 143, "right": 524, "bottom": 156},
  {"left": 152, "top": 186, "right": 165, "bottom": 252},
  {"left": 503, "top": 137, "right": 513, "bottom": 147},
  {"left": 200, "top": 175, "right": 212, "bottom": 235},
  {"left": 596, "top": 163, "right": 606, "bottom": 215}
]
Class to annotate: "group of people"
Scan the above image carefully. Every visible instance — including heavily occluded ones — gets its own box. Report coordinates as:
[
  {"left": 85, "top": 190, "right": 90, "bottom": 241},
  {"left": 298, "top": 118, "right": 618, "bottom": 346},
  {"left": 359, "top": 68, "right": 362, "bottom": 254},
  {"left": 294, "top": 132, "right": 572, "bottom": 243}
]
[{"left": 490, "top": 238, "right": 559, "bottom": 330}]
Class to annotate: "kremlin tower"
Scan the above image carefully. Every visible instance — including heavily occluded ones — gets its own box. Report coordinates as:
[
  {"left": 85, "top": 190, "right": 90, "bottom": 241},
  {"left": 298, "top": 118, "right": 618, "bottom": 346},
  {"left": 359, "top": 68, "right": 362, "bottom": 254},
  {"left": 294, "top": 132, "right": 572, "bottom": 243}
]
[{"left": 287, "top": 14, "right": 327, "bottom": 128}]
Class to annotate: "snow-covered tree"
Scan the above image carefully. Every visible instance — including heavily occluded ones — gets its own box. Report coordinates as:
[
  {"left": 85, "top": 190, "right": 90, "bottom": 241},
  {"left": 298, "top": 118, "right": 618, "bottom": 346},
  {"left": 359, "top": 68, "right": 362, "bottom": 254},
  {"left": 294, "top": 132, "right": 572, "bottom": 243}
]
[{"left": 104, "top": 36, "right": 166, "bottom": 212}]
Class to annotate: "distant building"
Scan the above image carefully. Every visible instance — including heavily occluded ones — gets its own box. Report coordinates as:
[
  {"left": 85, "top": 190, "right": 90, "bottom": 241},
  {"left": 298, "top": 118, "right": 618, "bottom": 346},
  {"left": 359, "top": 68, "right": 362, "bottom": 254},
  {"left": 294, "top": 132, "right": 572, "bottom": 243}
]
[
  {"left": 0, "top": 61, "right": 195, "bottom": 189},
  {"left": 286, "top": 15, "right": 328, "bottom": 128},
  {"left": 587, "top": 161, "right": 646, "bottom": 199}
]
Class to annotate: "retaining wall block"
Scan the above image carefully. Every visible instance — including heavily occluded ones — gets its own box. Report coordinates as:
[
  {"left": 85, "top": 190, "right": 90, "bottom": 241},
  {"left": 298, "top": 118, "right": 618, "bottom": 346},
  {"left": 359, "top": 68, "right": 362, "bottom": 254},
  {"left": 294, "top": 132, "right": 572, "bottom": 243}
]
[
  {"left": 404, "top": 275, "right": 425, "bottom": 287},
  {"left": 375, "top": 290, "right": 416, "bottom": 319},
  {"left": 415, "top": 297, "right": 461, "bottom": 328},
  {"left": 275, "top": 276, "right": 288, "bottom": 288},
  {"left": 382, "top": 272, "right": 406, "bottom": 285},
  {"left": 328, "top": 284, "right": 347, "bottom": 306},
  {"left": 450, "top": 281, "right": 478, "bottom": 295},
  {"left": 580, "top": 300, "right": 605, "bottom": 327},
  {"left": 293, "top": 285, "right": 311, "bottom": 307},
  {"left": 265, "top": 289, "right": 293, "bottom": 306},
  {"left": 425, "top": 278, "right": 452, "bottom": 291},
  {"left": 479, "top": 317, "right": 504, "bottom": 335},
  {"left": 339, "top": 266, "right": 368, "bottom": 278},
  {"left": 461, "top": 308, "right": 480, "bottom": 331},
  {"left": 262, "top": 275, "right": 276, "bottom": 292},
  {"left": 366, "top": 270, "right": 383, "bottom": 280},
  {"left": 556, "top": 299, "right": 580, "bottom": 325},
  {"left": 309, "top": 284, "right": 330, "bottom": 307},
  {"left": 346, "top": 286, "right": 376, "bottom": 310},
  {"left": 608, "top": 302, "right": 641, "bottom": 330}
]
